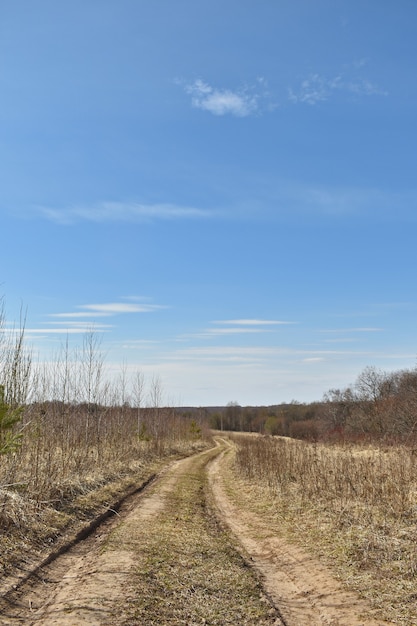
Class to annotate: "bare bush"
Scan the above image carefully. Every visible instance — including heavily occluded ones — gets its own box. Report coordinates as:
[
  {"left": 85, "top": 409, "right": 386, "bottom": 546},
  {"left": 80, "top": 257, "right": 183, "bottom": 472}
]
[{"left": 0, "top": 305, "right": 210, "bottom": 558}]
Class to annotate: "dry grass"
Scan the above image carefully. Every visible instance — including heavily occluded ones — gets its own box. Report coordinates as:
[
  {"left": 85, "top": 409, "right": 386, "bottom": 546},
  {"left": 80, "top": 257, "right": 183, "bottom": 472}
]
[
  {"left": 0, "top": 405, "right": 210, "bottom": 582},
  {"left": 0, "top": 317, "right": 216, "bottom": 597},
  {"left": 230, "top": 434, "right": 417, "bottom": 626}
]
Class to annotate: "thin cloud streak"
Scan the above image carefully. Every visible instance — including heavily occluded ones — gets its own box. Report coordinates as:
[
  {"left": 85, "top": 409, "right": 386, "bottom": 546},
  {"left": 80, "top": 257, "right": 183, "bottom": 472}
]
[
  {"left": 165, "top": 346, "right": 375, "bottom": 362},
  {"left": 195, "top": 328, "right": 271, "bottom": 337},
  {"left": 80, "top": 303, "right": 166, "bottom": 314},
  {"left": 48, "top": 321, "right": 114, "bottom": 328},
  {"left": 23, "top": 326, "right": 112, "bottom": 335},
  {"left": 50, "top": 302, "right": 166, "bottom": 318},
  {"left": 36, "top": 184, "right": 417, "bottom": 228},
  {"left": 179, "top": 318, "right": 296, "bottom": 340},
  {"left": 49, "top": 312, "right": 110, "bottom": 319},
  {"left": 38, "top": 202, "right": 213, "bottom": 225}
]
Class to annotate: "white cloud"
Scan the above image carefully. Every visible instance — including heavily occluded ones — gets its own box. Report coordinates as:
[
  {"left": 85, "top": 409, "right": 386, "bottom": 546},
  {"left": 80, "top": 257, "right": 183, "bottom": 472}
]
[
  {"left": 181, "top": 69, "right": 385, "bottom": 117},
  {"left": 288, "top": 74, "right": 329, "bottom": 105},
  {"left": 22, "top": 300, "right": 165, "bottom": 344},
  {"left": 288, "top": 72, "right": 387, "bottom": 105},
  {"left": 197, "top": 328, "right": 270, "bottom": 337},
  {"left": 23, "top": 324, "right": 112, "bottom": 336},
  {"left": 323, "top": 338, "right": 357, "bottom": 344},
  {"left": 49, "top": 311, "right": 109, "bottom": 319},
  {"left": 166, "top": 346, "right": 273, "bottom": 363},
  {"left": 48, "top": 321, "right": 114, "bottom": 329},
  {"left": 184, "top": 79, "right": 261, "bottom": 117},
  {"left": 167, "top": 346, "right": 368, "bottom": 363},
  {"left": 49, "top": 302, "right": 166, "bottom": 318},
  {"left": 181, "top": 318, "right": 296, "bottom": 339},
  {"left": 39, "top": 202, "right": 212, "bottom": 225},
  {"left": 80, "top": 303, "right": 165, "bottom": 314}
]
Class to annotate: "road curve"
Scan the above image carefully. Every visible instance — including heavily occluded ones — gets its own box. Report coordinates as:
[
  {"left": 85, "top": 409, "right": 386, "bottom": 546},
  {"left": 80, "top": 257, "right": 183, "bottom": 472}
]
[
  {"left": 0, "top": 437, "right": 393, "bottom": 625},
  {"left": 207, "top": 437, "right": 393, "bottom": 626}
]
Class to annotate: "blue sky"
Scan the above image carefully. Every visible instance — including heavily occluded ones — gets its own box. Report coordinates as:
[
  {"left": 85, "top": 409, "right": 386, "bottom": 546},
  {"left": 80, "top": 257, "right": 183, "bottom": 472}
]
[{"left": 2, "top": 1, "right": 417, "bottom": 406}]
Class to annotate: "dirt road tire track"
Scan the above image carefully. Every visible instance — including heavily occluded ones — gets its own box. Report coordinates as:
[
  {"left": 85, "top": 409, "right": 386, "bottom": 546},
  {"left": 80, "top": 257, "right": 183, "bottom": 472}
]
[
  {"left": 208, "top": 438, "right": 393, "bottom": 626},
  {"left": 0, "top": 443, "right": 280, "bottom": 625},
  {"left": 0, "top": 437, "right": 394, "bottom": 625}
]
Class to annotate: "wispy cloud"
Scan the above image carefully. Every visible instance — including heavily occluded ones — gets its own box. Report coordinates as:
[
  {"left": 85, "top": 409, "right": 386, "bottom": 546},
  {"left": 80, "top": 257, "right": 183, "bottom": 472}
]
[
  {"left": 165, "top": 345, "right": 376, "bottom": 365},
  {"left": 50, "top": 302, "right": 166, "bottom": 319},
  {"left": 38, "top": 202, "right": 212, "bottom": 225},
  {"left": 21, "top": 324, "right": 112, "bottom": 336},
  {"left": 166, "top": 346, "right": 276, "bottom": 363},
  {"left": 182, "top": 65, "right": 386, "bottom": 117},
  {"left": 288, "top": 72, "right": 387, "bottom": 105},
  {"left": 47, "top": 321, "right": 114, "bottom": 329},
  {"left": 196, "top": 327, "right": 270, "bottom": 337},
  {"left": 323, "top": 338, "right": 358, "bottom": 344},
  {"left": 22, "top": 300, "right": 165, "bottom": 339},
  {"left": 80, "top": 303, "right": 165, "bottom": 315},
  {"left": 183, "top": 78, "right": 270, "bottom": 117},
  {"left": 181, "top": 318, "right": 296, "bottom": 339}
]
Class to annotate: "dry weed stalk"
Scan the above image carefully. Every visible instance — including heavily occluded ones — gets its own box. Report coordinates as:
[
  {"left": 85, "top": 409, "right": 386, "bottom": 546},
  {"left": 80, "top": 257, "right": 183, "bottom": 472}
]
[
  {"left": 0, "top": 310, "right": 209, "bottom": 564},
  {"left": 234, "top": 435, "right": 416, "bottom": 519},
  {"left": 232, "top": 434, "right": 417, "bottom": 624}
]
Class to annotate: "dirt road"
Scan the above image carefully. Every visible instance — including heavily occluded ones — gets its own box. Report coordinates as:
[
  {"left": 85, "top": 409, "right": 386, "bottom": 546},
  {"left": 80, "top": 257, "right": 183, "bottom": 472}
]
[
  {"left": 0, "top": 438, "right": 392, "bottom": 625},
  {"left": 209, "top": 439, "right": 392, "bottom": 626}
]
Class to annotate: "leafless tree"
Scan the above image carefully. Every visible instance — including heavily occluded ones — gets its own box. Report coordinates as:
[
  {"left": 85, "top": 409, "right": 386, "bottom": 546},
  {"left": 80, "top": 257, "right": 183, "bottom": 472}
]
[{"left": 132, "top": 369, "right": 146, "bottom": 436}]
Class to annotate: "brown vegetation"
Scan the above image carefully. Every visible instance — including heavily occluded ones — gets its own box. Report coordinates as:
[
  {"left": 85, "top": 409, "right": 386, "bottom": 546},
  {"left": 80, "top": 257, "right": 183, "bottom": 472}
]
[
  {"left": 0, "top": 310, "right": 210, "bottom": 581},
  {"left": 231, "top": 433, "right": 417, "bottom": 625},
  {"left": 209, "top": 365, "right": 417, "bottom": 445}
]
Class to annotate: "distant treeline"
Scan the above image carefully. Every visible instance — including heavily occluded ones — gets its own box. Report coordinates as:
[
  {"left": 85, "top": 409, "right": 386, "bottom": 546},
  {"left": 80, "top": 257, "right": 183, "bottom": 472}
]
[
  {"left": 2, "top": 297, "right": 417, "bottom": 445},
  {"left": 181, "top": 365, "right": 417, "bottom": 443}
]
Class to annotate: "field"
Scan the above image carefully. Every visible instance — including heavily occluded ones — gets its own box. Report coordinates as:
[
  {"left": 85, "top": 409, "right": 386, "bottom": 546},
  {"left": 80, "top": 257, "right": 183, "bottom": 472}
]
[
  {"left": 0, "top": 322, "right": 415, "bottom": 623},
  {"left": 230, "top": 433, "right": 417, "bottom": 625},
  {"left": 1, "top": 431, "right": 410, "bottom": 624}
]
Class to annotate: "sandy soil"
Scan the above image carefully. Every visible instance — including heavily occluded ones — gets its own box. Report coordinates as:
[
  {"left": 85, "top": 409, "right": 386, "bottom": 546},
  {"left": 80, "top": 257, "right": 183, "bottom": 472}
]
[
  {"left": 207, "top": 441, "right": 393, "bottom": 626},
  {"left": 0, "top": 439, "right": 394, "bottom": 625},
  {"left": 0, "top": 459, "right": 178, "bottom": 625}
]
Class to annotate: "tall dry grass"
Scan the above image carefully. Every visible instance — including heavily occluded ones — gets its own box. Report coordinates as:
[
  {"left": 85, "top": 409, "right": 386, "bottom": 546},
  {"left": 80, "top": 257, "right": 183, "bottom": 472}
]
[
  {"left": 234, "top": 435, "right": 417, "bottom": 520},
  {"left": 0, "top": 315, "right": 210, "bottom": 574},
  {"left": 231, "top": 434, "right": 417, "bottom": 625},
  {"left": 1, "top": 403, "right": 201, "bottom": 508}
]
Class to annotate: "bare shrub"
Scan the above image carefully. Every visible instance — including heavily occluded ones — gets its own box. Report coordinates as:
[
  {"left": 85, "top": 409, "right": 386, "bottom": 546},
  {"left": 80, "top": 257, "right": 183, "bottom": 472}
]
[{"left": 0, "top": 307, "right": 210, "bottom": 554}]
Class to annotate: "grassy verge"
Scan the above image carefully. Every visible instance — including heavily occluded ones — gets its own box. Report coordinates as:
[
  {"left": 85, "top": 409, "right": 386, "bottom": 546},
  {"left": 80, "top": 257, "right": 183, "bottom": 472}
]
[
  {"left": 107, "top": 446, "right": 279, "bottom": 625},
  {"left": 0, "top": 440, "right": 210, "bottom": 587},
  {"left": 228, "top": 434, "right": 417, "bottom": 626}
]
